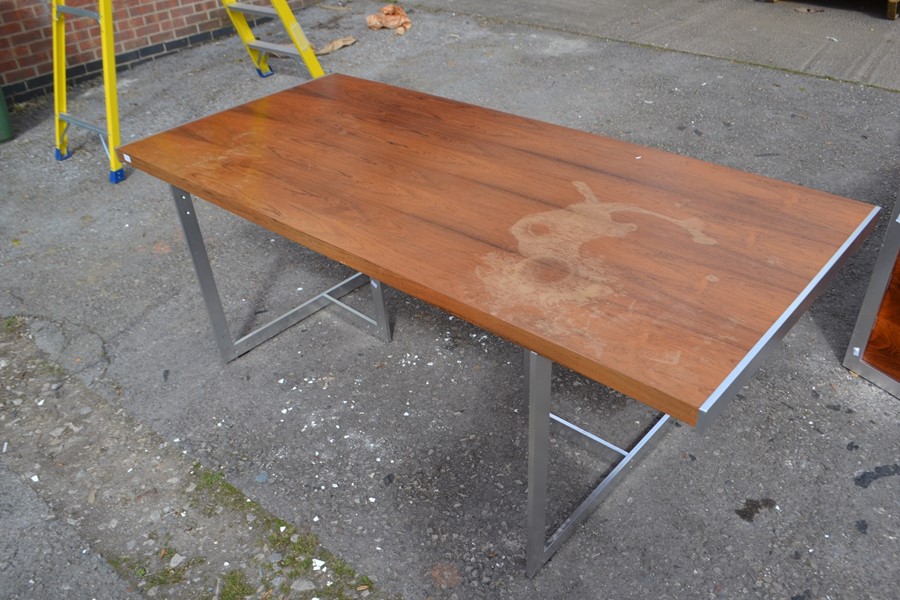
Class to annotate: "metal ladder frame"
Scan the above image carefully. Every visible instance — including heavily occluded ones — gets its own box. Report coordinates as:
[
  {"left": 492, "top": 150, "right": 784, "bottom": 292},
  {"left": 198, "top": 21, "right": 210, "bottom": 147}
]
[
  {"left": 52, "top": 0, "right": 124, "bottom": 184},
  {"left": 222, "top": 0, "right": 324, "bottom": 79}
]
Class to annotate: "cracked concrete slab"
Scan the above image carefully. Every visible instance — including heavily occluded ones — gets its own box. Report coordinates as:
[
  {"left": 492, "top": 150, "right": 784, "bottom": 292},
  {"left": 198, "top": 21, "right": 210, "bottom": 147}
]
[
  {"left": 0, "top": 320, "right": 390, "bottom": 599},
  {"left": 0, "top": 461, "right": 137, "bottom": 600}
]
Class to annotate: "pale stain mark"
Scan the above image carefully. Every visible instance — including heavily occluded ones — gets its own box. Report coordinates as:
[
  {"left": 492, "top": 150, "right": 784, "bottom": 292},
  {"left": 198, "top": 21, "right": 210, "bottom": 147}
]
[
  {"left": 474, "top": 181, "right": 719, "bottom": 363},
  {"left": 648, "top": 350, "right": 683, "bottom": 366}
]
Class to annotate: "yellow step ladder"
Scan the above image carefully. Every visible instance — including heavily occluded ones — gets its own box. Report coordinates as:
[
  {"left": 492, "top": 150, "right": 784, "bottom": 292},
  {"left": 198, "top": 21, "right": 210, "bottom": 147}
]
[
  {"left": 222, "top": 0, "right": 324, "bottom": 79},
  {"left": 51, "top": 0, "right": 124, "bottom": 183}
]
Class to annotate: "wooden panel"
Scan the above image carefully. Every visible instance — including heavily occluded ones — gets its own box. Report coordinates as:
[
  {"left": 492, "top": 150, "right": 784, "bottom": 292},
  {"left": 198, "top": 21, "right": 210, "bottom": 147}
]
[
  {"left": 118, "top": 74, "right": 877, "bottom": 426},
  {"left": 846, "top": 202, "right": 900, "bottom": 395},
  {"left": 862, "top": 247, "right": 900, "bottom": 381}
]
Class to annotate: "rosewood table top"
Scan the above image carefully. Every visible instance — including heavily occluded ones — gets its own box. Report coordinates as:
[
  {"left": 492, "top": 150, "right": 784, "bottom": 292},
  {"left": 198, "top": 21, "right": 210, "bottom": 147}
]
[{"left": 118, "top": 74, "right": 878, "bottom": 427}]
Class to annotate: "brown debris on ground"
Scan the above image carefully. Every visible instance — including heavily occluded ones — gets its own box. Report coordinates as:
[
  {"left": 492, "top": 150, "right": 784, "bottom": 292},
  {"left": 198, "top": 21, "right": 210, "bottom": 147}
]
[{"left": 366, "top": 4, "right": 412, "bottom": 35}]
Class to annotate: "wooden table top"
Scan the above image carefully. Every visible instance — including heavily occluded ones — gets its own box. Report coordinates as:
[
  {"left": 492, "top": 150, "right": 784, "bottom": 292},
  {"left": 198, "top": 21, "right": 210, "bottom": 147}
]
[{"left": 118, "top": 74, "right": 878, "bottom": 427}]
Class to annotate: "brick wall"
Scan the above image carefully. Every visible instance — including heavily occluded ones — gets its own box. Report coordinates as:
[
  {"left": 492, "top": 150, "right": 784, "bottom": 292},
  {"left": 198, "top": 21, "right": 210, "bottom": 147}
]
[{"left": 1, "top": 0, "right": 306, "bottom": 104}]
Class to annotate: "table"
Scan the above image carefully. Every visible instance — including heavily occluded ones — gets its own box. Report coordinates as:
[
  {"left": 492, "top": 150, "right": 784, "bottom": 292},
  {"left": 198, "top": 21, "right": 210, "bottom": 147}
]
[
  {"left": 845, "top": 199, "right": 900, "bottom": 396},
  {"left": 117, "top": 74, "right": 879, "bottom": 576}
]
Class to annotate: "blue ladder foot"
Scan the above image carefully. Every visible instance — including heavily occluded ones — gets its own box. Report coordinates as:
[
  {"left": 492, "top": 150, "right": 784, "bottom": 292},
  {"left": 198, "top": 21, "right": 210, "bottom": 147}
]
[
  {"left": 256, "top": 67, "right": 275, "bottom": 78},
  {"left": 55, "top": 148, "right": 72, "bottom": 161},
  {"left": 109, "top": 168, "right": 125, "bottom": 183}
]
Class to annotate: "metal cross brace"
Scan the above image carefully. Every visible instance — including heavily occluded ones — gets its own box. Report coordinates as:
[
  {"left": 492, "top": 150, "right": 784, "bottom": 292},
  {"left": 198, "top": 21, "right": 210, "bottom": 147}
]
[
  {"left": 525, "top": 350, "right": 671, "bottom": 577},
  {"left": 171, "top": 185, "right": 391, "bottom": 362}
]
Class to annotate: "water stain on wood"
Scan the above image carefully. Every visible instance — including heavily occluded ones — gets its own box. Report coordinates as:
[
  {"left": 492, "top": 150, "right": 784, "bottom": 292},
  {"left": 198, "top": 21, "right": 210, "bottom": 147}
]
[{"left": 476, "top": 180, "right": 717, "bottom": 330}]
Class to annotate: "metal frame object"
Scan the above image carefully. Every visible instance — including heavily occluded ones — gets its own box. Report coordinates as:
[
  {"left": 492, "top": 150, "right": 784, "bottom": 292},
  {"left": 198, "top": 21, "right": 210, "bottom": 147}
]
[
  {"left": 222, "top": 0, "right": 325, "bottom": 79},
  {"left": 52, "top": 0, "right": 125, "bottom": 183},
  {"left": 168, "top": 180, "right": 874, "bottom": 576},
  {"left": 524, "top": 351, "right": 671, "bottom": 577},
  {"left": 172, "top": 182, "right": 673, "bottom": 576},
  {"left": 171, "top": 186, "right": 391, "bottom": 362},
  {"left": 843, "top": 200, "right": 900, "bottom": 398}
]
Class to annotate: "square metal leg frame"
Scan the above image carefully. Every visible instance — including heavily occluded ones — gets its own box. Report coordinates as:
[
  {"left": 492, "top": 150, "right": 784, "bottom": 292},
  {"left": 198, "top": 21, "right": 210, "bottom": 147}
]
[
  {"left": 525, "top": 350, "right": 671, "bottom": 577},
  {"left": 843, "top": 198, "right": 900, "bottom": 398},
  {"left": 171, "top": 185, "right": 392, "bottom": 362}
]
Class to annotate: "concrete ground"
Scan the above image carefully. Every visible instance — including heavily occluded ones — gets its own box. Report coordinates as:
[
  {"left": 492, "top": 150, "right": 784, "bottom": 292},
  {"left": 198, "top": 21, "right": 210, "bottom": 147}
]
[{"left": 1, "top": 0, "right": 898, "bottom": 598}]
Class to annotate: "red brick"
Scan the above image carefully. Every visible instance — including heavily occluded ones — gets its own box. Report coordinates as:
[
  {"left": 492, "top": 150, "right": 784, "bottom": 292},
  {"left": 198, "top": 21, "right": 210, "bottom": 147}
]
[
  {"left": 173, "top": 24, "right": 199, "bottom": 38},
  {"left": 118, "top": 37, "right": 142, "bottom": 53},
  {"left": 0, "top": 59, "right": 19, "bottom": 74},
  {"left": 9, "top": 43, "right": 33, "bottom": 58},
  {"left": 134, "top": 22, "right": 161, "bottom": 37},
  {"left": 213, "top": 11, "right": 230, "bottom": 23},
  {"left": 69, "top": 28, "right": 96, "bottom": 44},
  {"left": 36, "top": 58, "right": 53, "bottom": 73},
  {"left": 67, "top": 48, "right": 86, "bottom": 63},
  {"left": 143, "top": 11, "right": 168, "bottom": 24},
  {"left": 19, "top": 17, "right": 48, "bottom": 34},
  {"left": 67, "top": 16, "right": 93, "bottom": 29},
  {"left": 69, "top": 50, "right": 97, "bottom": 65},
  {"left": 169, "top": 5, "right": 194, "bottom": 19},
  {"left": 148, "top": 31, "right": 170, "bottom": 44},
  {"left": 198, "top": 18, "right": 226, "bottom": 32},
  {"left": 16, "top": 49, "right": 52, "bottom": 68},
  {"left": 74, "top": 35, "right": 101, "bottom": 49},
  {"left": 10, "top": 30, "right": 44, "bottom": 46},
  {"left": 194, "top": 1, "right": 217, "bottom": 13},
  {"left": 121, "top": 16, "right": 144, "bottom": 30},
  {"left": 116, "top": 27, "right": 137, "bottom": 41},
  {"left": 6, "top": 65, "right": 37, "bottom": 80},
  {"left": 128, "top": 4, "right": 155, "bottom": 17},
  {"left": 2, "top": 7, "right": 37, "bottom": 21},
  {"left": 28, "top": 40, "right": 49, "bottom": 55},
  {"left": 184, "top": 12, "right": 206, "bottom": 25},
  {"left": 76, "top": 39, "right": 101, "bottom": 54},
  {"left": 68, "top": 22, "right": 96, "bottom": 37},
  {"left": 0, "top": 21, "right": 23, "bottom": 35},
  {"left": 31, "top": 45, "right": 52, "bottom": 60}
]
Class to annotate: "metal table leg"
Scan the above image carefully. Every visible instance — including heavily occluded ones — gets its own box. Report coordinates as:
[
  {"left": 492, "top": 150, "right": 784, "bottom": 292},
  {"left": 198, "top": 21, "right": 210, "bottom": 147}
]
[
  {"left": 171, "top": 185, "right": 392, "bottom": 362},
  {"left": 525, "top": 350, "right": 552, "bottom": 576},
  {"left": 524, "top": 350, "right": 671, "bottom": 577}
]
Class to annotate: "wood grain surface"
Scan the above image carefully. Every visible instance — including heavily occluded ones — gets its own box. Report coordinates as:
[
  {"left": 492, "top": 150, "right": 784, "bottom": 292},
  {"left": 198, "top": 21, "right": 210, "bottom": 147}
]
[
  {"left": 863, "top": 253, "right": 900, "bottom": 381},
  {"left": 118, "top": 74, "right": 878, "bottom": 426}
]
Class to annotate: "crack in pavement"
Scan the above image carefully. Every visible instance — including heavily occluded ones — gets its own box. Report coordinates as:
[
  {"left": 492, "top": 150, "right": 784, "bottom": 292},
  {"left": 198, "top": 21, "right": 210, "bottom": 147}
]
[{"left": 0, "top": 318, "right": 393, "bottom": 599}]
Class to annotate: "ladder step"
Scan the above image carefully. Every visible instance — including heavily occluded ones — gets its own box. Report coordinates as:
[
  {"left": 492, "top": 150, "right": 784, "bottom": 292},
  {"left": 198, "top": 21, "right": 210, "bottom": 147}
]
[
  {"left": 57, "top": 5, "right": 99, "bottom": 20},
  {"left": 246, "top": 40, "right": 301, "bottom": 57},
  {"left": 226, "top": 2, "right": 278, "bottom": 18},
  {"left": 60, "top": 113, "right": 107, "bottom": 137}
]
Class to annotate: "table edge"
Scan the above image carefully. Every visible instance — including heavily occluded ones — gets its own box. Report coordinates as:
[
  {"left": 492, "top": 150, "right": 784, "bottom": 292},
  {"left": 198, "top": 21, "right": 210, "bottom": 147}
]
[{"left": 695, "top": 205, "right": 881, "bottom": 433}]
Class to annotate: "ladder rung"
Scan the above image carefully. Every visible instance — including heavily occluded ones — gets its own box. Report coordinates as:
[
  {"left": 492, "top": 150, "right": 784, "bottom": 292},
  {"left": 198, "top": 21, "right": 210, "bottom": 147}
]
[
  {"left": 60, "top": 113, "right": 107, "bottom": 137},
  {"left": 226, "top": 2, "right": 278, "bottom": 17},
  {"left": 246, "top": 40, "right": 301, "bottom": 57},
  {"left": 57, "top": 5, "right": 100, "bottom": 20}
]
